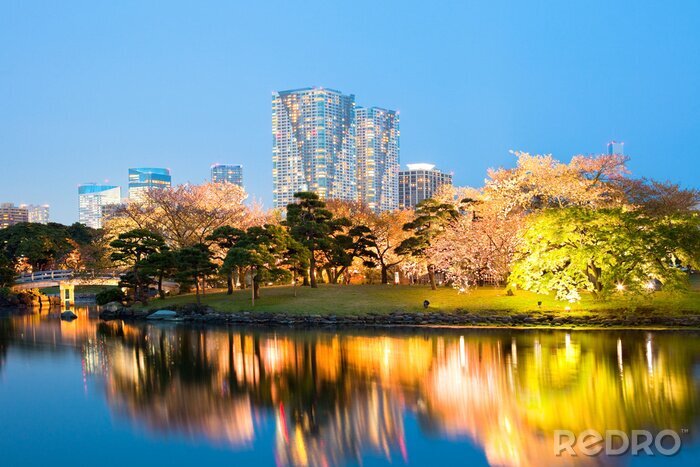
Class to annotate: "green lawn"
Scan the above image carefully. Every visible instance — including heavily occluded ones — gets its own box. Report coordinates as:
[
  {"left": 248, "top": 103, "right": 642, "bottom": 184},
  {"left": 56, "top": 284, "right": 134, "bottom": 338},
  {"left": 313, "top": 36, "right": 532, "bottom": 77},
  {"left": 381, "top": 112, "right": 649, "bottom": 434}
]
[{"left": 140, "top": 284, "right": 700, "bottom": 316}]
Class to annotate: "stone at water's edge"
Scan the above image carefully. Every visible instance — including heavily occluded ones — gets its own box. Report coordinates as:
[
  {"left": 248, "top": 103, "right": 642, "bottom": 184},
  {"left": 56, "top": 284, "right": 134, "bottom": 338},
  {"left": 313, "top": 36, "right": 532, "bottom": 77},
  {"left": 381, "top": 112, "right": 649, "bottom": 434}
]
[
  {"left": 101, "top": 301, "right": 123, "bottom": 312},
  {"left": 147, "top": 309, "right": 179, "bottom": 320},
  {"left": 60, "top": 311, "right": 78, "bottom": 320}
]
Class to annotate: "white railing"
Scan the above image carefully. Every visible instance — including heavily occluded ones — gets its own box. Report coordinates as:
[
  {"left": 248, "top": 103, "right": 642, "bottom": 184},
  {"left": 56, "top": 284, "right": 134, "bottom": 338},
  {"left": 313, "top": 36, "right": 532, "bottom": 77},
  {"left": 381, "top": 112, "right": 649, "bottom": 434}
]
[{"left": 15, "top": 270, "right": 121, "bottom": 284}]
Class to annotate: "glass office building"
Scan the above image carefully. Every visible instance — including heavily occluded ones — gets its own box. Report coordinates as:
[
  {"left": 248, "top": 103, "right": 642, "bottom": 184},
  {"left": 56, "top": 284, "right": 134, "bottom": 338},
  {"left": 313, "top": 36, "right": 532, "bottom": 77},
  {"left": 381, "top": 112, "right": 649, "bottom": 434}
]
[
  {"left": 356, "top": 107, "right": 400, "bottom": 212},
  {"left": 211, "top": 164, "right": 243, "bottom": 187},
  {"left": 607, "top": 141, "right": 624, "bottom": 155},
  {"left": 272, "top": 87, "right": 356, "bottom": 208},
  {"left": 398, "top": 163, "right": 453, "bottom": 209},
  {"left": 78, "top": 184, "right": 121, "bottom": 228},
  {"left": 128, "top": 168, "right": 172, "bottom": 201}
]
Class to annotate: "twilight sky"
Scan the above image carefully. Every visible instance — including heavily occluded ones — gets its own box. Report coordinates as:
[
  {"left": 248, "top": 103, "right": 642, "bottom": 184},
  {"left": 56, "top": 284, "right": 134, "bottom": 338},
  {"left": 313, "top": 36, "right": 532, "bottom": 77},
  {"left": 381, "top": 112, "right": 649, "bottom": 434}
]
[{"left": 1, "top": 0, "right": 699, "bottom": 224}]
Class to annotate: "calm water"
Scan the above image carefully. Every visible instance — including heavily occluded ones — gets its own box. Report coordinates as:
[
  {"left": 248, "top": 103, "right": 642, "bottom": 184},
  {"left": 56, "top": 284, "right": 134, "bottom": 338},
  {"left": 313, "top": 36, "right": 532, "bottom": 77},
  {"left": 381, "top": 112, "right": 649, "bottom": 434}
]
[{"left": 1, "top": 307, "right": 699, "bottom": 466}]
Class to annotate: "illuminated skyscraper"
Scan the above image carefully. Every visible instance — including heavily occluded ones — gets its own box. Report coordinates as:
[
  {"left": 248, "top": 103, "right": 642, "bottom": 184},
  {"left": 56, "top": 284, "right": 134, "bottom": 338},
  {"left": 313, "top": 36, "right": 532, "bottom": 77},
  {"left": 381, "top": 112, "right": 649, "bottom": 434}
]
[
  {"left": 211, "top": 164, "right": 243, "bottom": 187},
  {"left": 356, "top": 107, "right": 400, "bottom": 212},
  {"left": 607, "top": 141, "right": 624, "bottom": 155},
  {"left": 19, "top": 204, "right": 50, "bottom": 224},
  {"left": 272, "top": 87, "right": 356, "bottom": 208},
  {"left": 78, "top": 184, "right": 121, "bottom": 228},
  {"left": 128, "top": 168, "right": 171, "bottom": 200},
  {"left": 0, "top": 203, "right": 28, "bottom": 228},
  {"left": 398, "top": 163, "right": 453, "bottom": 209}
]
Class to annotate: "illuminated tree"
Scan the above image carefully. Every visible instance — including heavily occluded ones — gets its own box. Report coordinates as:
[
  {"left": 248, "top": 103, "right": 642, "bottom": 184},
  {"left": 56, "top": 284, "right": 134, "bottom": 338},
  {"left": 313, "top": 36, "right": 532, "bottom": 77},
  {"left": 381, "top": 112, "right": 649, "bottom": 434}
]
[
  {"left": 510, "top": 207, "right": 700, "bottom": 301},
  {"left": 364, "top": 209, "right": 414, "bottom": 284},
  {"left": 113, "top": 182, "right": 250, "bottom": 248}
]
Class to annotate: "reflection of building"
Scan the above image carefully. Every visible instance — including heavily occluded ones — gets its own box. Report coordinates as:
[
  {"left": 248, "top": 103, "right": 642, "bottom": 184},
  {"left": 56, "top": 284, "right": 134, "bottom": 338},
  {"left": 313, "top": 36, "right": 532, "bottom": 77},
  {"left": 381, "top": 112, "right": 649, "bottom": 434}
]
[
  {"left": 128, "top": 167, "right": 171, "bottom": 200},
  {"left": 607, "top": 140, "right": 624, "bottom": 155},
  {"left": 211, "top": 164, "right": 243, "bottom": 187},
  {"left": 272, "top": 87, "right": 356, "bottom": 208},
  {"left": 19, "top": 204, "right": 49, "bottom": 224},
  {"left": 78, "top": 184, "right": 121, "bottom": 228},
  {"left": 398, "top": 163, "right": 453, "bottom": 208},
  {"left": 356, "top": 107, "right": 400, "bottom": 212},
  {"left": 0, "top": 203, "right": 29, "bottom": 228}
]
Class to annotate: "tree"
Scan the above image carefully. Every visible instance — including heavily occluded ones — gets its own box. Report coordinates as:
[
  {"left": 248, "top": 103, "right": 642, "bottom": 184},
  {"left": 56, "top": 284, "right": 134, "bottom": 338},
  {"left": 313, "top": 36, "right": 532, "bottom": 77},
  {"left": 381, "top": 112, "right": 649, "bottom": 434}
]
[
  {"left": 396, "top": 199, "right": 459, "bottom": 290},
  {"left": 111, "top": 182, "right": 252, "bottom": 248},
  {"left": 285, "top": 192, "right": 336, "bottom": 288},
  {"left": 510, "top": 208, "right": 700, "bottom": 301},
  {"left": 174, "top": 244, "right": 217, "bottom": 305},
  {"left": 321, "top": 223, "right": 377, "bottom": 284},
  {"left": 140, "top": 248, "right": 176, "bottom": 299},
  {"left": 364, "top": 209, "right": 414, "bottom": 284},
  {"left": 223, "top": 225, "right": 292, "bottom": 299},
  {"left": 110, "top": 229, "right": 167, "bottom": 303},
  {"left": 0, "top": 222, "right": 100, "bottom": 272},
  {"left": 207, "top": 226, "right": 247, "bottom": 294},
  {"left": 0, "top": 253, "right": 15, "bottom": 288}
]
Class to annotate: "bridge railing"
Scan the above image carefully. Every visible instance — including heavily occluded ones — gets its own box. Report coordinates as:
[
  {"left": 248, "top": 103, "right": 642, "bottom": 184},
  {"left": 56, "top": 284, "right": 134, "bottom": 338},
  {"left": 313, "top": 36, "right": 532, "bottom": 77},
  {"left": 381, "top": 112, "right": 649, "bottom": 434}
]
[{"left": 15, "top": 270, "right": 122, "bottom": 284}]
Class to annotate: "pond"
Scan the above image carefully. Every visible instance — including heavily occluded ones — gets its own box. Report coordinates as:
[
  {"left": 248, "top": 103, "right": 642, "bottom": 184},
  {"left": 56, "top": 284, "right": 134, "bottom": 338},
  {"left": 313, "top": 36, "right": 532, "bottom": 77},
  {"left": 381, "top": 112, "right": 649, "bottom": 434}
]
[{"left": 0, "top": 307, "right": 699, "bottom": 466}]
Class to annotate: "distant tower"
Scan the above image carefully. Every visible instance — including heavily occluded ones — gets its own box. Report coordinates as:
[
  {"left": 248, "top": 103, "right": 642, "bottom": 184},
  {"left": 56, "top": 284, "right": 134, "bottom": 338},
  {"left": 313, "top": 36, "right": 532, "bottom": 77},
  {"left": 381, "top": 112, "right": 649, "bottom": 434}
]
[
  {"left": 356, "top": 107, "right": 400, "bottom": 212},
  {"left": 398, "top": 164, "right": 453, "bottom": 209},
  {"left": 78, "top": 184, "right": 121, "bottom": 228},
  {"left": 272, "top": 87, "right": 356, "bottom": 208},
  {"left": 128, "top": 168, "right": 172, "bottom": 201},
  {"left": 211, "top": 164, "right": 243, "bottom": 187},
  {"left": 607, "top": 141, "right": 624, "bottom": 156},
  {"left": 20, "top": 204, "right": 50, "bottom": 224}
]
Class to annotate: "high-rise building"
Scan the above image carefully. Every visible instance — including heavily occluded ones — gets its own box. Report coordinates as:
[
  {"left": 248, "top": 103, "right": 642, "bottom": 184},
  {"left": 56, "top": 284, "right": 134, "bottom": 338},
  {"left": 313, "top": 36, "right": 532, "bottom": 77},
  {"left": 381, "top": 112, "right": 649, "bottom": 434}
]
[
  {"left": 607, "top": 141, "right": 624, "bottom": 155},
  {"left": 398, "top": 163, "right": 453, "bottom": 209},
  {"left": 272, "top": 87, "right": 356, "bottom": 208},
  {"left": 356, "top": 107, "right": 400, "bottom": 212},
  {"left": 128, "top": 168, "right": 172, "bottom": 201},
  {"left": 20, "top": 204, "right": 50, "bottom": 224},
  {"left": 0, "top": 203, "right": 29, "bottom": 228},
  {"left": 211, "top": 164, "right": 243, "bottom": 187},
  {"left": 78, "top": 184, "right": 121, "bottom": 229}
]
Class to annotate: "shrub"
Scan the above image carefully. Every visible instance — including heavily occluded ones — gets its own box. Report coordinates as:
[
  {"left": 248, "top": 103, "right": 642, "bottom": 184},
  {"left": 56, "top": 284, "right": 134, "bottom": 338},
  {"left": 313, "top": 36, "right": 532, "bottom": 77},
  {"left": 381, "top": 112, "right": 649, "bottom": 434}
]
[{"left": 95, "top": 288, "right": 126, "bottom": 305}]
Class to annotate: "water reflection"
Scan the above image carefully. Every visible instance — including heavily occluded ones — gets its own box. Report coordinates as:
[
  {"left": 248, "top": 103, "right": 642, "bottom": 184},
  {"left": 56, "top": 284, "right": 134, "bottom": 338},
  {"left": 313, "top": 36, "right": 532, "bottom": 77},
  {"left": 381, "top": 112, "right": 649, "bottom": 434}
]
[{"left": 1, "top": 308, "right": 699, "bottom": 466}]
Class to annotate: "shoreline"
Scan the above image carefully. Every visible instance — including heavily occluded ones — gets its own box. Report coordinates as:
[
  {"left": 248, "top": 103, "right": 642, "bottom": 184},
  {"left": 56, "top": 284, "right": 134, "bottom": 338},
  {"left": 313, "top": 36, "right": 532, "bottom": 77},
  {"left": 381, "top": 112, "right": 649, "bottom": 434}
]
[{"left": 97, "top": 304, "right": 700, "bottom": 331}]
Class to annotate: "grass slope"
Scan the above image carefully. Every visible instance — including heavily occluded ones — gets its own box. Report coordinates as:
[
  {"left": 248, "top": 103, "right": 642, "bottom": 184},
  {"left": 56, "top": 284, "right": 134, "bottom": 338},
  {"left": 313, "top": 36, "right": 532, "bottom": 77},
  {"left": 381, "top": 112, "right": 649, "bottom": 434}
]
[{"left": 142, "top": 284, "right": 700, "bottom": 316}]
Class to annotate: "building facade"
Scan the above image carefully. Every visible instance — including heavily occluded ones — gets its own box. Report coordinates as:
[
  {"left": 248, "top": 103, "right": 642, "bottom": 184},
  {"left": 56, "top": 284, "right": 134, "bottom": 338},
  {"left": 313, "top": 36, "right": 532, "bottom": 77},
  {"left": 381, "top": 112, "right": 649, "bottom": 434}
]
[
  {"left": 607, "top": 141, "right": 624, "bottom": 155},
  {"left": 78, "top": 184, "right": 121, "bottom": 229},
  {"left": 211, "top": 164, "right": 243, "bottom": 187},
  {"left": 0, "top": 203, "right": 29, "bottom": 228},
  {"left": 398, "top": 163, "right": 453, "bottom": 209},
  {"left": 128, "top": 168, "right": 172, "bottom": 201},
  {"left": 272, "top": 87, "right": 356, "bottom": 208},
  {"left": 356, "top": 107, "right": 400, "bottom": 212},
  {"left": 20, "top": 204, "right": 50, "bottom": 224}
]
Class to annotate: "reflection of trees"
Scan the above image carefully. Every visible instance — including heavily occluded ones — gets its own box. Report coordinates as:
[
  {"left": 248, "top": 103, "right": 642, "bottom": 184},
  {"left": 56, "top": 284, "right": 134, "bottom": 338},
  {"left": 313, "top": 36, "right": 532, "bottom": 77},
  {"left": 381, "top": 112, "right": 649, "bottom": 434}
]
[
  {"left": 0, "top": 318, "right": 14, "bottom": 374},
  {"left": 3, "top": 313, "right": 700, "bottom": 466}
]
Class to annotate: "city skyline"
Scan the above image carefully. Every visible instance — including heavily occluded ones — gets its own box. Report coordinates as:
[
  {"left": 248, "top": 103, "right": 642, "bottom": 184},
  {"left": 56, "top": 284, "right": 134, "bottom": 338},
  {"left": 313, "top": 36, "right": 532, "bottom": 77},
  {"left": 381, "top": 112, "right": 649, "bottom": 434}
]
[{"left": 2, "top": 1, "right": 699, "bottom": 224}]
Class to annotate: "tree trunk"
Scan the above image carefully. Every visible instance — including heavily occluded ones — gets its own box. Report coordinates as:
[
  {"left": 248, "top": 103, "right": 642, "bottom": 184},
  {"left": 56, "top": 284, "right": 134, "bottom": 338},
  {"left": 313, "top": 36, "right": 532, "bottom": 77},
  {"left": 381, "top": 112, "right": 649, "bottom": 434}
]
[
  {"left": 428, "top": 265, "right": 437, "bottom": 290},
  {"left": 195, "top": 278, "right": 201, "bottom": 305},
  {"left": 158, "top": 272, "right": 165, "bottom": 299},
  {"left": 226, "top": 271, "right": 233, "bottom": 295},
  {"left": 253, "top": 279, "right": 260, "bottom": 299},
  {"left": 302, "top": 270, "right": 309, "bottom": 286},
  {"left": 381, "top": 265, "right": 389, "bottom": 284},
  {"left": 239, "top": 266, "right": 246, "bottom": 289},
  {"left": 309, "top": 252, "right": 318, "bottom": 288}
]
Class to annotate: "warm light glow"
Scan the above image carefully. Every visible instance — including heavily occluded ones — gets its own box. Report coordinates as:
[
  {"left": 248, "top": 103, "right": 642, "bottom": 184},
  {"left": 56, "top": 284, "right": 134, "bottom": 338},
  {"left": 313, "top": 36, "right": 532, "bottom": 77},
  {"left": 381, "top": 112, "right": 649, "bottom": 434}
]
[{"left": 616, "top": 283, "right": 625, "bottom": 292}]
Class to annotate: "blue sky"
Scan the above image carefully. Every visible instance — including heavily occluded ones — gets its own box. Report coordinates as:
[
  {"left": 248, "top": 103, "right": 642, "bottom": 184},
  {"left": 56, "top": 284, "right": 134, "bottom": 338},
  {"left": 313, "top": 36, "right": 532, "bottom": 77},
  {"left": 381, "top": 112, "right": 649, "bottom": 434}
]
[{"left": 1, "top": 0, "right": 699, "bottom": 224}]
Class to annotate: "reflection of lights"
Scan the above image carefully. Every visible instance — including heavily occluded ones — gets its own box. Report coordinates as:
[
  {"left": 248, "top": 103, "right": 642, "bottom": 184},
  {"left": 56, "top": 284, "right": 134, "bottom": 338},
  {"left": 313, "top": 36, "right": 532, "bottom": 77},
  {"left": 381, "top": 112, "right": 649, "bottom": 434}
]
[
  {"left": 511, "top": 339, "right": 517, "bottom": 368},
  {"left": 459, "top": 336, "right": 465, "bottom": 367},
  {"left": 617, "top": 338, "right": 623, "bottom": 376},
  {"left": 646, "top": 338, "right": 653, "bottom": 374}
]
